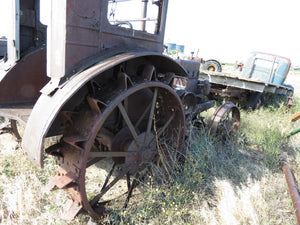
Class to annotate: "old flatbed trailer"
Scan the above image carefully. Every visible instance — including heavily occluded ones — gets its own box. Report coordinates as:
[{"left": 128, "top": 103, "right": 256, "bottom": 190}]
[{"left": 199, "top": 52, "right": 294, "bottom": 109}]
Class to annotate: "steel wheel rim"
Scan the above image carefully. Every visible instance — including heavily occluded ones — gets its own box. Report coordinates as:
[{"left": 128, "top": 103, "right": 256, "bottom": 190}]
[
  {"left": 57, "top": 81, "right": 185, "bottom": 219},
  {"left": 209, "top": 102, "right": 240, "bottom": 135}
]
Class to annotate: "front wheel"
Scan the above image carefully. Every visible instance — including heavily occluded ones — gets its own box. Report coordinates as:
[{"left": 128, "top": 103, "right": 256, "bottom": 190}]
[
  {"left": 209, "top": 102, "right": 240, "bottom": 136},
  {"left": 46, "top": 72, "right": 186, "bottom": 220}
]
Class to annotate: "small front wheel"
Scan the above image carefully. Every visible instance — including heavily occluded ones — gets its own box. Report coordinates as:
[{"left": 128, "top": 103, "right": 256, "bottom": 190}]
[{"left": 209, "top": 102, "right": 240, "bottom": 136}]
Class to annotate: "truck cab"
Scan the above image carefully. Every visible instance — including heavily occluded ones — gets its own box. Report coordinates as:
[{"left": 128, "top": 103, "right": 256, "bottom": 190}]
[{"left": 241, "top": 52, "right": 291, "bottom": 86}]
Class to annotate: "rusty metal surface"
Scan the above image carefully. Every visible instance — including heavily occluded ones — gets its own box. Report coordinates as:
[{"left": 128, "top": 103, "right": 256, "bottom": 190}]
[
  {"left": 199, "top": 71, "right": 294, "bottom": 95},
  {"left": 45, "top": 78, "right": 185, "bottom": 219},
  {"left": 292, "top": 112, "right": 300, "bottom": 122},
  {"left": 47, "top": 0, "right": 169, "bottom": 79},
  {"left": 22, "top": 52, "right": 188, "bottom": 167},
  {"left": 0, "top": 47, "right": 49, "bottom": 105},
  {"left": 281, "top": 156, "right": 300, "bottom": 225},
  {"left": 209, "top": 102, "right": 240, "bottom": 135}
]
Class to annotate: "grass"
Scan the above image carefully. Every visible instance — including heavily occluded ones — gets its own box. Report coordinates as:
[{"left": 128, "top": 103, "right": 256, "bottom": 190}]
[
  {"left": 0, "top": 98, "right": 300, "bottom": 224},
  {"left": 290, "top": 69, "right": 300, "bottom": 75}
]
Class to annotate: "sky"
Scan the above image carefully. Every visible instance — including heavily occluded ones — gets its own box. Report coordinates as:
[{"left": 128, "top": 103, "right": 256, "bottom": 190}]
[
  {"left": 165, "top": 0, "right": 300, "bottom": 65},
  {"left": 0, "top": 0, "right": 299, "bottom": 65}
]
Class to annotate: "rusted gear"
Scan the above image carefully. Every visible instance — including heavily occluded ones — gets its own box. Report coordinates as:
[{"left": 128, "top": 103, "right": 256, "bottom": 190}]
[
  {"left": 46, "top": 74, "right": 186, "bottom": 220},
  {"left": 209, "top": 102, "right": 240, "bottom": 135}
]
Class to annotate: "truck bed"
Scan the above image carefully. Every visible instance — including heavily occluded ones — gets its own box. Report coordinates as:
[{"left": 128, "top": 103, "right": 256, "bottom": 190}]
[{"left": 199, "top": 70, "right": 293, "bottom": 95}]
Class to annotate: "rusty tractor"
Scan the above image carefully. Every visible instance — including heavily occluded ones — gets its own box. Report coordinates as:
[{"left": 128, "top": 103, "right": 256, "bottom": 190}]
[{"left": 0, "top": 0, "right": 240, "bottom": 220}]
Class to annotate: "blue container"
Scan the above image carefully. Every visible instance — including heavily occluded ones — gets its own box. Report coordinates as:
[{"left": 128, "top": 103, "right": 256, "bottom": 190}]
[
  {"left": 176, "top": 44, "right": 185, "bottom": 53},
  {"left": 241, "top": 52, "right": 291, "bottom": 85},
  {"left": 165, "top": 43, "right": 176, "bottom": 51}
]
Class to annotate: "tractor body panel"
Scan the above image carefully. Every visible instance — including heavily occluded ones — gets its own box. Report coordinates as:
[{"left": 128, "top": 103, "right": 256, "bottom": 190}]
[
  {"left": 22, "top": 52, "right": 188, "bottom": 167},
  {"left": 46, "top": 0, "right": 168, "bottom": 80}
]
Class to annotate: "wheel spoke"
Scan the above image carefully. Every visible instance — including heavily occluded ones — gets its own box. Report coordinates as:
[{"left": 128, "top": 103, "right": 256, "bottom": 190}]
[
  {"left": 126, "top": 172, "right": 131, "bottom": 191},
  {"left": 117, "top": 103, "right": 140, "bottom": 147},
  {"left": 90, "top": 167, "right": 130, "bottom": 207},
  {"left": 87, "top": 157, "right": 104, "bottom": 168},
  {"left": 149, "top": 111, "right": 175, "bottom": 146},
  {"left": 156, "top": 111, "right": 175, "bottom": 138},
  {"left": 145, "top": 88, "right": 158, "bottom": 143},
  {"left": 100, "top": 163, "right": 116, "bottom": 192},
  {"left": 135, "top": 103, "right": 151, "bottom": 128},
  {"left": 124, "top": 172, "right": 140, "bottom": 208}
]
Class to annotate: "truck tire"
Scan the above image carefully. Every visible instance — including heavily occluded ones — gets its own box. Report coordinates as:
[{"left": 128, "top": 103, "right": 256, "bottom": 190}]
[{"left": 202, "top": 59, "right": 222, "bottom": 72}]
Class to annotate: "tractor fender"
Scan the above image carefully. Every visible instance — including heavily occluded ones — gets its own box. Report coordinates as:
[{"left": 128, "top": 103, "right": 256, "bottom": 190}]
[{"left": 22, "top": 51, "right": 188, "bottom": 167}]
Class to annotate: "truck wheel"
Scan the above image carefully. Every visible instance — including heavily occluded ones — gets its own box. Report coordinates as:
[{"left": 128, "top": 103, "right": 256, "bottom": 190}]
[
  {"left": 202, "top": 59, "right": 222, "bottom": 72},
  {"left": 45, "top": 64, "right": 186, "bottom": 220}
]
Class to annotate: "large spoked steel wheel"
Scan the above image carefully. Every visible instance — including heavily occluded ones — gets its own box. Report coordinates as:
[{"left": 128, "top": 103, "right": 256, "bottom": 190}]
[
  {"left": 209, "top": 102, "right": 240, "bottom": 136},
  {"left": 47, "top": 74, "right": 185, "bottom": 220}
]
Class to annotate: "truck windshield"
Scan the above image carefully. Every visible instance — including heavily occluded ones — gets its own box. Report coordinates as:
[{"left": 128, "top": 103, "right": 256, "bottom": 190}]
[{"left": 108, "top": 0, "right": 162, "bottom": 34}]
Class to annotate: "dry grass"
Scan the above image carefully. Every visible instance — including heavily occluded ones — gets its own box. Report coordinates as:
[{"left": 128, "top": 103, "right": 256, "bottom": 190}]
[
  {"left": 104, "top": 97, "right": 300, "bottom": 224},
  {"left": 0, "top": 96, "right": 300, "bottom": 224},
  {"left": 0, "top": 134, "right": 90, "bottom": 225}
]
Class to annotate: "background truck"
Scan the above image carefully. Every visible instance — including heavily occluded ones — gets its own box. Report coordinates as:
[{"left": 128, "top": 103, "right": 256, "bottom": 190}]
[
  {"left": 199, "top": 52, "right": 294, "bottom": 109},
  {"left": 165, "top": 44, "right": 223, "bottom": 72},
  {"left": 0, "top": 0, "right": 240, "bottom": 220}
]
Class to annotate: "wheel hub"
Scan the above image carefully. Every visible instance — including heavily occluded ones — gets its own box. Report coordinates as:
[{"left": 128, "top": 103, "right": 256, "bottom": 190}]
[{"left": 126, "top": 132, "right": 156, "bottom": 174}]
